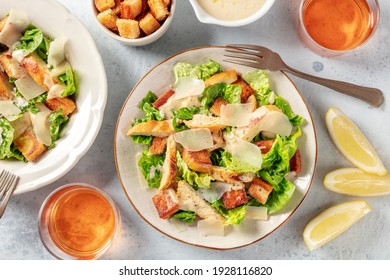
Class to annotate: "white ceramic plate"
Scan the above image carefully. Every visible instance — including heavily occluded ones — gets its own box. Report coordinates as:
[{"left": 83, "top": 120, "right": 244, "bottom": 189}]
[
  {"left": 0, "top": 0, "right": 107, "bottom": 194},
  {"left": 115, "top": 46, "right": 317, "bottom": 249}
]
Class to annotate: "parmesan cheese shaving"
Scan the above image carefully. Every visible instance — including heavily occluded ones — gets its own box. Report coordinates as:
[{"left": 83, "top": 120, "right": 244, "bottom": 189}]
[
  {"left": 47, "top": 84, "right": 66, "bottom": 99},
  {"left": 0, "top": 100, "right": 22, "bottom": 121},
  {"left": 14, "top": 75, "right": 46, "bottom": 100},
  {"left": 47, "top": 36, "right": 66, "bottom": 67},
  {"left": 174, "top": 128, "right": 213, "bottom": 151},
  {"left": 224, "top": 135, "right": 262, "bottom": 168},
  {"left": 257, "top": 110, "right": 292, "bottom": 137},
  {"left": 10, "top": 112, "right": 31, "bottom": 140},
  {"left": 30, "top": 110, "right": 52, "bottom": 146},
  {"left": 198, "top": 181, "right": 239, "bottom": 203},
  {"left": 198, "top": 219, "right": 224, "bottom": 237},
  {"left": 173, "top": 77, "right": 205, "bottom": 100},
  {"left": 0, "top": 9, "right": 30, "bottom": 47},
  {"left": 220, "top": 103, "right": 253, "bottom": 127},
  {"left": 246, "top": 206, "right": 268, "bottom": 220}
]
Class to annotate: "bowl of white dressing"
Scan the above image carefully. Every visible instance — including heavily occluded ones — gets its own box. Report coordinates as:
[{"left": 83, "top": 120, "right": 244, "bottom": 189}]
[{"left": 189, "top": 0, "right": 275, "bottom": 27}]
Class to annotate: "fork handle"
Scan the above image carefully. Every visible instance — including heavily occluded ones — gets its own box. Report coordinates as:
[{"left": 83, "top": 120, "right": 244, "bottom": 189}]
[{"left": 283, "top": 66, "right": 384, "bottom": 107}]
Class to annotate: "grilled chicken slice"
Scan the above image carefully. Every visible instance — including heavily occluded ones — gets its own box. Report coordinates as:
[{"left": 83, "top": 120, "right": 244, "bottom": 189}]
[
  {"left": 127, "top": 119, "right": 174, "bottom": 137},
  {"left": 182, "top": 148, "right": 212, "bottom": 173},
  {"left": 183, "top": 114, "right": 226, "bottom": 132},
  {"left": 13, "top": 130, "right": 47, "bottom": 162},
  {"left": 149, "top": 137, "right": 167, "bottom": 155},
  {"left": 0, "top": 53, "right": 26, "bottom": 80},
  {"left": 204, "top": 69, "right": 238, "bottom": 87},
  {"left": 152, "top": 187, "right": 180, "bottom": 219},
  {"left": 159, "top": 134, "right": 176, "bottom": 190},
  {"left": 45, "top": 97, "right": 76, "bottom": 116},
  {"left": 0, "top": 70, "right": 13, "bottom": 100},
  {"left": 177, "top": 180, "right": 224, "bottom": 221},
  {"left": 209, "top": 166, "right": 250, "bottom": 186}
]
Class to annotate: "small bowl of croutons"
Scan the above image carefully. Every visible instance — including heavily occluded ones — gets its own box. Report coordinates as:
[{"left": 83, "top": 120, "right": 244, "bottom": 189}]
[{"left": 92, "top": 0, "right": 175, "bottom": 46}]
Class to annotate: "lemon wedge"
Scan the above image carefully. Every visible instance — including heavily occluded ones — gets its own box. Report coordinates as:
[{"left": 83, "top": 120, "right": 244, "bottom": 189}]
[
  {"left": 324, "top": 168, "right": 390, "bottom": 197},
  {"left": 303, "top": 200, "right": 371, "bottom": 251},
  {"left": 326, "top": 107, "right": 387, "bottom": 175}
]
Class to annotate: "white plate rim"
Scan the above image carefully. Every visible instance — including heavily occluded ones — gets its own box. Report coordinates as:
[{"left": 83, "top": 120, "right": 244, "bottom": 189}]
[{"left": 114, "top": 46, "right": 318, "bottom": 250}]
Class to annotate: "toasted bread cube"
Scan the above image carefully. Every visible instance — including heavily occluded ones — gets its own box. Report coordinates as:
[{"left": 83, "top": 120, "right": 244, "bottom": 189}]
[
  {"left": 120, "top": 0, "right": 143, "bottom": 19},
  {"left": 233, "top": 76, "right": 254, "bottom": 103},
  {"left": 116, "top": 19, "right": 140, "bottom": 39},
  {"left": 290, "top": 149, "right": 302, "bottom": 175},
  {"left": 0, "top": 71, "right": 13, "bottom": 100},
  {"left": 147, "top": 0, "right": 169, "bottom": 21},
  {"left": 127, "top": 120, "right": 174, "bottom": 137},
  {"left": 13, "top": 130, "right": 47, "bottom": 162},
  {"left": 139, "top": 13, "right": 161, "bottom": 35},
  {"left": 149, "top": 137, "right": 167, "bottom": 155},
  {"left": 152, "top": 89, "right": 174, "bottom": 109},
  {"left": 0, "top": 53, "right": 26, "bottom": 80},
  {"left": 97, "top": 9, "right": 118, "bottom": 30},
  {"left": 45, "top": 97, "right": 76, "bottom": 116},
  {"left": 94, "top": 0, "right": 116, "bottom": 12},
  {"left": 182, "top": 148, "right": 212, "bottom": 173},
  {"left": 253, "top": 139, "right": 275, "bottom": 154},
  {"left": 0, "top": 16, "right": 8, "bottom": 32},
  {"left": 152, "top": 188, "right": 180, "bottom": 219},
  {"left": 162, "top": 0, "right": 171, "bottom": 6},
  {"left": 204, "top": 69, "right": 238, "bottom": 88},
  {"left": 222, "top": 189, "right": 248, "bottom": 210},
  {"left": 248, "top": 177, "right": 273, "bottom": 204},
  {"left": 209, "top": 97, "right": 228, "bottom": 117}
]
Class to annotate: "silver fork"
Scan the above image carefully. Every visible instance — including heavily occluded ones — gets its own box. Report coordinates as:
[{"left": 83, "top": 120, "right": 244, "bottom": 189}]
[
  {"left": 0, "top": 170, "right": 19, "bottom": 218},
  {"left": 225, "top": 44, "right": 384, "bottom": 107}
]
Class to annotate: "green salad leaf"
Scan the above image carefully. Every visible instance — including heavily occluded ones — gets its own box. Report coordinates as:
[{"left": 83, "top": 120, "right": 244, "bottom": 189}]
[
  {"left": 58, "top": 66, "right": 78, "bottom": 97},
  {"left": 176, "top": 151, "right": 212, "bottom": 189},
  {"left": 172, "top": 210, "right": 197, "bottom": 223},
  {"left": 242, "top": 70, "right": 273, "bottom": 105},
  {"left": 211, "top": 149, "right": 260, "bottom": 173},
  {"left": 264, "top": 178, "right": 296, "bottom": 214},
  {"left": 211, "top": 199, "right": 246, "bottom": 226},
  {"left": 172, "top": 106, "right": 200, "bottom": 132},
  {"left": 49, "top": 110, "right": 68, "bottom": 144},
  {"left": 173, "top": 59, "right": 221, "bottom": 82},
  {"left": 138, "top": 149, "right": 165, "bottom": 189},
  {"left": 0, "top": 118, "right": 26, "bottom": 161}
]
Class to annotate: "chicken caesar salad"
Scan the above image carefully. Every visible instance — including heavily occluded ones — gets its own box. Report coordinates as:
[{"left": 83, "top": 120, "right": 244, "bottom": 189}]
[
  {"left": 127, "top": 59, "right": 304, "bottom": 235},
  {"left": 0, "top": 9, "right": 77, "bottom": 162}
]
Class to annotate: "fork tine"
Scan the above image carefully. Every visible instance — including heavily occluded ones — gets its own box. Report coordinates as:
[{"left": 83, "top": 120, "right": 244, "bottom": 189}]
[
  {"left": 0, "top": 171, "right": 19, "bottom": 218},
  {"left": 227, "top": 44, "right": 260, "bottom": 51},
  {"left": 225, "top": 48, "right": 261, "bottom": 56},
  {"left": 224, "top": 52, "right": 261, "bottom": 61},
  {"left": 223, "top": 59, "right": 262, "bottom": 70}
]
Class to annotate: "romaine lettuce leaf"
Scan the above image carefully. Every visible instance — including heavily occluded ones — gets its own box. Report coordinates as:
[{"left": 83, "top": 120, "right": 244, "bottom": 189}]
[
  {"left": 138, "top": 149, "right": 165, "bottom": 189},
  {"left": 58, "top": 66, "right": 78, "bottom": 97},
  {"left": 274, "top": 96, "right": 304, "bottom": 126},
  {"left": 0, "top": 118, "right": 26, "bottom": 161},
  {"left": 199, "top": 83, "right": 227, "bottom": 109},
  {"left": 172, "top": 210, "right": 196, "bottom": 223},
  {"left": 49, "top": 110, "right": 68, "bottom": 144},
  {"left": 211, "top": 199, "right": 246, "bottom": 226},
  {"left": 173, "top": 59, "right": 221, "bottom": 82},
  {"left": 222, "top": 84, "right": 242, "bottom": 104},
  {"left": 172, "top": 106, "right": 200, "bottom": 131},
  {"left": 213, "top": 149, "right": 260, "bottom": 173},
  {"left": 176, "top": 151, "right": 212, "bottom": 189},
  {"left": 242, "top": 70, "right": 273, "bottom": 105},
  {"left": 15, "top": 24, "right": 43, "bottom": 57},
  {"left": 264, "top": 178, "right": 295, "bottom": 214}
]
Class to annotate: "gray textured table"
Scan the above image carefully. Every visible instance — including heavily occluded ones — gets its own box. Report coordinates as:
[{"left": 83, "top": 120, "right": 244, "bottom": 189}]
[{"left": 1, "top": 0, "right": 389, "bottom": 260}]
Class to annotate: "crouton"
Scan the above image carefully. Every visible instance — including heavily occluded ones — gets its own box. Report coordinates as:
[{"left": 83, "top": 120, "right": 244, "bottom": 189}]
[
  {"left": 204, "top": 69, "right": 238, "bottom": 87},
  {"left": 116, "top": 19, "right": 140, "bottom": 39},
  {"left": 253, "top": 139, "right": 275, "bottom": 154},
  {"left": 21, "top": 53, "right": 56, "bottom": 91},
  {"left": 120, "top": 0, "right": 143, "bottom": 19},
  {"left": 232, "top": 76, "right": 254, "bottom": 103},
  {"left": 0, "top": 53, "right": 26, "bottom": 80},
  {"left": 162, "top": 0, "right": 171, "bottom": 6},
  {"left": 127, "top": 120, "right": 174, "bottom": 137},
  {"left": 177, "top": 181, "right": 224, "bottom": 221},
  {"left": 13, "top": 130, "right": 47, "bottom": 162},
  {"left": 139, "top": 13, "right": 161, "bottom": 35},
  {"left": 290, "top": 149, "right": 302, "bottom": 175},
  {"left": 94, "top": 0, "right": 116, "bottom": 12},
  {"left": 221, "top": 189, "right": 248, "bottom": 210},
  {"left": 0, "top": 71, "right": 13, "bottom": 100},
  {"left": 210, "top": 166, "right": 244, "bottom": 185},
  {"left": 182, "top": 148, "right": 212, "bottom": 173},
  {"left": 149, "top": 137, "right": 167, "bottom": 155},
  {"left": 152, "top": 89, "right": 174, "bottom": 109},
  {"left": 152, "top": 188, "right": 180, "bottom": 219},
  {"left": 159, "top": 134, "right": 176, "bottom": 189},
  {"left": 248, "top": 177, "right": 273, "bottom": 204},
  {"left": 97, "top": 9, "right": 118, "bottom": 30},
  {"left": 209, "top": 97, "right": 228, "bottom": 117},
  {"left": 45, "top": 97, "right": 76, "bottom": 116},
  {"left": 147, "top": 0, "right": 170, "bottom": 21},
  {"left": 183, "top": 114, "right": 227, "bottom": 132}
]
